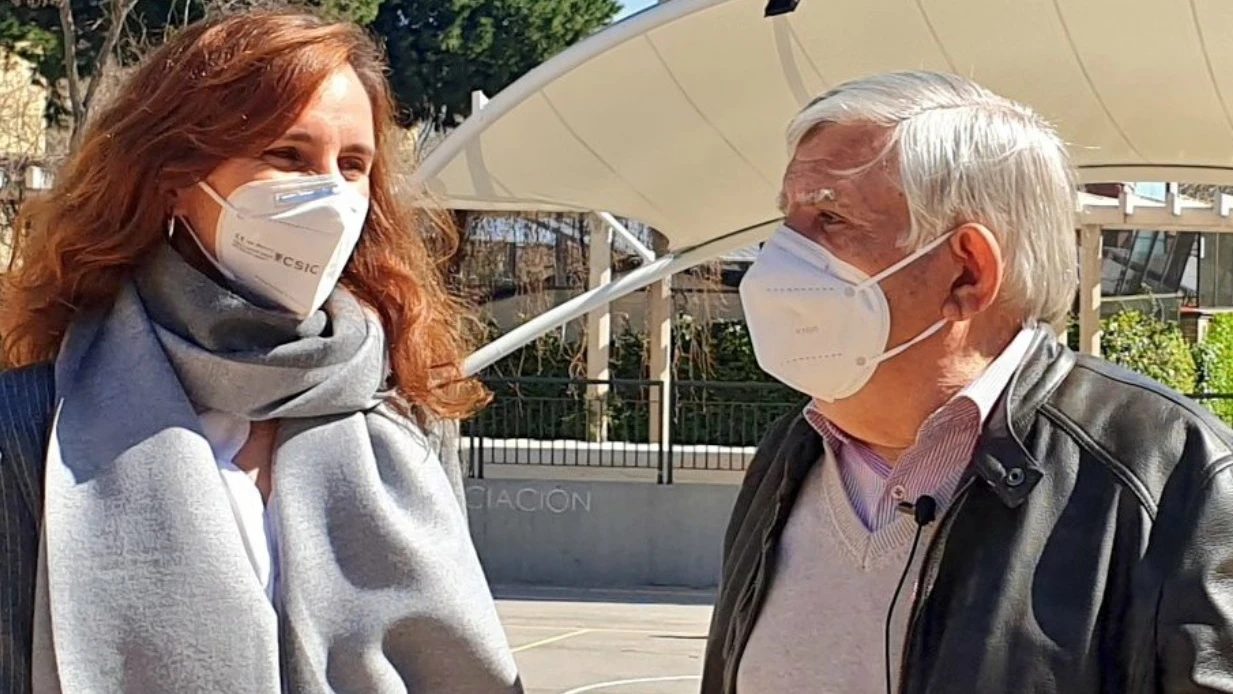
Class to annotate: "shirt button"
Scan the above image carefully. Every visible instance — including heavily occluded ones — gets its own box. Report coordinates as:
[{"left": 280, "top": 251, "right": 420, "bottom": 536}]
[{"left": 890, "top": 484, "right": 907, "bottom": 501}]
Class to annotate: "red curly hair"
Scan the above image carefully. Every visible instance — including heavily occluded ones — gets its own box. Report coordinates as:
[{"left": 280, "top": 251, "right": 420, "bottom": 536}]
[{"left": 0, "top": 10, "right": 488, "bottom": 422}]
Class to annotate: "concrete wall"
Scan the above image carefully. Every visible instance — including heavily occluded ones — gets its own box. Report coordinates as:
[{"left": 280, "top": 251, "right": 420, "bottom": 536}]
[{"left": 466, "top": 479, "right": 740, "bottom": 588}]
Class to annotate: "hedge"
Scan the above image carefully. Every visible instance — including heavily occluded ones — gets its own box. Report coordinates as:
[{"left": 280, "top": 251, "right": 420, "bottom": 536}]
[
  {"left": 1197, "top": 314, "right": 1233, "bottom": 423},
  {"left": 470, "top": 317, "right": 801, "bottom": 446},
  {"left": 1099, "top": 309, "right": 1196, "bottom": 395}
]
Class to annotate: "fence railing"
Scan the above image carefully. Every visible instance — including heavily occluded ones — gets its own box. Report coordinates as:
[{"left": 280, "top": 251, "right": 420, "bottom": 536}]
[
  {"left": 461, "top": 377, "right": 1233, "bottom": 482},
  {"left": 460, "top": 377, "right": 803, "bottom": 482},
  {"left": 463, "top": 377, "right": 665, "bottom": 480}
]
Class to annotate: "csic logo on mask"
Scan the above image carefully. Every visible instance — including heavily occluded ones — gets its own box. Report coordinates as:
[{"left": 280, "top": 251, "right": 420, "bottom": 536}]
[
  {"left": 274, "top": 252, "right": 322, "bottom": 276},
  {"left": 197, "top": 173, "right": 369, "bottom": 318}
]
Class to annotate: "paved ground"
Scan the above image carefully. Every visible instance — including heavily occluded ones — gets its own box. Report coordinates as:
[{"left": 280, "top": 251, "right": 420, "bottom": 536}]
[{"left": 495, "top": 586, "right": 713, "bottom": 694}]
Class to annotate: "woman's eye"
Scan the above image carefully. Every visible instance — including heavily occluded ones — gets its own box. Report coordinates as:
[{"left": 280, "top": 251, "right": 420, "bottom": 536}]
[
  {"left": 340, "top": 157, "right": 369, "bottom": 176},
  {"left": 263, "top": 148, "right": 302, "bottom": 165}
]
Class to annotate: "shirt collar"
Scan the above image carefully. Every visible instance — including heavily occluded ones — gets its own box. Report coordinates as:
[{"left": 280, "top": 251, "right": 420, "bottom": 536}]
[{"left": 953, "top": 326, "right": 1038, "bottom": 423}]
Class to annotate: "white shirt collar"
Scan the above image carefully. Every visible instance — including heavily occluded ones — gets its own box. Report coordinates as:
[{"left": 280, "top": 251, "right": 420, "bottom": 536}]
[{"left": 954, "top": 326, "right": 1038, "bottom": 424}]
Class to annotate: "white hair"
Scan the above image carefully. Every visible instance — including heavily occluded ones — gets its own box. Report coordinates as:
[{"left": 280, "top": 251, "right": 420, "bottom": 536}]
[{"left": 786, "top": 71, "right": 1078, "bottom": 326}]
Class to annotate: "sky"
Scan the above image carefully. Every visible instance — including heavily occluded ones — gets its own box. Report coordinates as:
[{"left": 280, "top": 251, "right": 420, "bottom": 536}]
[{"left": 616, "top": 0, "right": 657, "bottom": 20}]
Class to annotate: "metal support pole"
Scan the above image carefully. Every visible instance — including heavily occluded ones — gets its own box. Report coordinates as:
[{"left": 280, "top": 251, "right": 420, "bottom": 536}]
[
  {"left": 646, "top": 228, "right": 673, "bottom": 483},
  {"left": 595, "top": 211, "right": 655, "bottom": 262},
  {"left": 585, "top": 215, "right": 612, "bottom": 442}
]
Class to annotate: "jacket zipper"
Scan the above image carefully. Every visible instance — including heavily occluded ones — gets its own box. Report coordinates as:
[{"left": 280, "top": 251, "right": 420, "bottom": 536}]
[{"left": 896, "top": 477, "right": 977, "bottom": 693}]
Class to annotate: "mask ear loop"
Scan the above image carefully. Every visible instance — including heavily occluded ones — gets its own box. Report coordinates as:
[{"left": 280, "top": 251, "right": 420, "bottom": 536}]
[
  {"left": 173, "top": 209, "right": 237, "bottom": 281},
  {"left": 853, "top": 231, "right": 956, "bottom": 368},
  {"left": 866, "top": 318, "right": 948, "bottom": 368},
  {"left": 859, "top": 231, "right": 955, "bottom": 290},
  {"left": 198, "top": 180, "right": 232, "bottom": 211}
]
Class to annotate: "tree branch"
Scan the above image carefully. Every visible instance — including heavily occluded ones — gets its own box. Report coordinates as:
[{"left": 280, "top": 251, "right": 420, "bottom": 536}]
[
  {"left": 57, "top": 0, "right": 84, "bottom": 139},
  {"left": 83, "top": 0, "right": 138, "bottom": 110},
  {"left": 66, "top": 0, "right": 140, "bottom": 150}
]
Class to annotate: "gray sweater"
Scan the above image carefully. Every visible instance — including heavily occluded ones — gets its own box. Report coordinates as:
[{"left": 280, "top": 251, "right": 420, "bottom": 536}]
[{"left": 736, "top": 445, "right": 937, "bottom": 693}]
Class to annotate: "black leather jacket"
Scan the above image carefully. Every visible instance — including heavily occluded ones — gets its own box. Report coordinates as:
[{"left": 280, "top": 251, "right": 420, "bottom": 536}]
[{"left": 702, "top": 328, "right": 1233, "bottom": 693}]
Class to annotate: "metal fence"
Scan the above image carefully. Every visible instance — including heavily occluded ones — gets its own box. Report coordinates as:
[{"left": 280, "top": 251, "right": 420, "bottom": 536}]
[
  {"left": 461, "top": 377, "right": 1233, "bottom": 482},
  {"left": 460, "top": 377, "right": 804, "bottom": 482}
]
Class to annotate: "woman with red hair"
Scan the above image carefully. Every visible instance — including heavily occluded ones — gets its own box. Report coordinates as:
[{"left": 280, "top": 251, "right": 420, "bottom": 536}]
[{"left": 0, "top": 11, "right": 520, "bottom": 693}]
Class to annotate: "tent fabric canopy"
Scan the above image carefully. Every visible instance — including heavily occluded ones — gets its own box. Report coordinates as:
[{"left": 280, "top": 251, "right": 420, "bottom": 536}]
[{"left": 414, "top": 0, "right": 1233, "bottom": 253}]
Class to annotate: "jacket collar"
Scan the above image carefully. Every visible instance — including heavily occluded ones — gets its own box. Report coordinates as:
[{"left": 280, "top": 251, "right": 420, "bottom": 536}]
[{"left": 970, "top": 325, "right": 1075, "bottom": 507}]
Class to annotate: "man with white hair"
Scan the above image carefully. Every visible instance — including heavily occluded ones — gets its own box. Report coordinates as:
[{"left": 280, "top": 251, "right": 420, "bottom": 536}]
[{"left": 701, "top": 71, "right": 1233, "bottom": 694}]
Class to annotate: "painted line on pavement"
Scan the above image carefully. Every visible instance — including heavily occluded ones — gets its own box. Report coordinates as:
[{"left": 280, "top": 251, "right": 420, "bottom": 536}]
[
  {"left": 559, "top": 675, "right": 702, "bottom": 693},
  {"left": 511, "top": 628, "right": 592, "bottom": 653}
]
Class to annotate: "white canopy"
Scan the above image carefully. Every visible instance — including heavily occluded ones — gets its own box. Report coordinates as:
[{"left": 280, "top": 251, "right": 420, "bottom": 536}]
[{"left": 415, "top": 0, "right": 1233, "bottom": 253}]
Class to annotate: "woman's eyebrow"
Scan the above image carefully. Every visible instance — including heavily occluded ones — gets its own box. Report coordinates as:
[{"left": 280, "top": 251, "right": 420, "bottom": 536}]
[{"left": 270, "top": 130, "right": 375, "bottom": 158}]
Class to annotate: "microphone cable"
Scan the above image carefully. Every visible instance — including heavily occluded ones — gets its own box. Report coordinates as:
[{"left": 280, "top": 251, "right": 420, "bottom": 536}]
[{"left": 884, "top": 495, "right": 938, "bottom": 694}]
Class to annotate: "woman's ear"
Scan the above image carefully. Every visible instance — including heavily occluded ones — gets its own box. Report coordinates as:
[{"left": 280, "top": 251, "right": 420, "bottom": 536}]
[{"left": 940, "top": 223, "right": 1004, "bottom": 322}]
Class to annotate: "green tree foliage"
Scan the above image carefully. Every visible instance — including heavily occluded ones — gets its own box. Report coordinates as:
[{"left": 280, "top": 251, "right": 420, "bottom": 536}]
[
  {"left": 0, "top": 4, "right": 60, "bottom": 85},
  {"left": 373, "top": 0, "right": 620, "bottom": 127},
  {"left": 1099, "top": 309, "right": 1197, "bottom": 394}
]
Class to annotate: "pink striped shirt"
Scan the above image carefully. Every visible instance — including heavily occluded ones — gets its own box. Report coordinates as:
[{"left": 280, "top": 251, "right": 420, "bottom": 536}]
[{"left": 804, "top": 328, "right": 1037, "bottom": 532}]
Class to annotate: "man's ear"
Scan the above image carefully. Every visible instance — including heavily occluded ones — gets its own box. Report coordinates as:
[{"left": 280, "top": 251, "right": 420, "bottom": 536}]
[{"left": 941, "top": 223, "right": 1004, "bottom": 322}]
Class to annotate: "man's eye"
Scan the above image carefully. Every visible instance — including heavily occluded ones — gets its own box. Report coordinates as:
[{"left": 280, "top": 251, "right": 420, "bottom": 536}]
[{"left": 816, "top": 211, "right": 843, "bottom": 227}]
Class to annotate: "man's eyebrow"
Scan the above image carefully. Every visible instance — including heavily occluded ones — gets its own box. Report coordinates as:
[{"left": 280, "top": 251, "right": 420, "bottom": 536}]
[
  {"left": 777, "top": 187, "right": 837, "bottom": 214},
  {"left": 801, "top": 188, "right": 837, "bottom": 205}
]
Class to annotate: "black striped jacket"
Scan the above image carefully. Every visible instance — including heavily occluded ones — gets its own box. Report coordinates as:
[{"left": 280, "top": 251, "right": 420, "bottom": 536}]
[
  {"left": 0, "top": 362, "right": 472, "bottom": 694},
  {"left": 0, "top": 363, "right": 55, "bottom": 694}
]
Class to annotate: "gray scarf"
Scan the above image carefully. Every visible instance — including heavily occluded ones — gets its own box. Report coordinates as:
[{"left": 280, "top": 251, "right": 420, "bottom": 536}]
[{"left": 33, "top": 245, "right": 520, "bottom": 693}]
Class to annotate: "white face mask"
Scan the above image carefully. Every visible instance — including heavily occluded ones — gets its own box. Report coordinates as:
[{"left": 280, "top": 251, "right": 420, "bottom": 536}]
[
  {"left": 188, "top": 174, "right": 370, "bottom": 319},
  {"left": 738, "top": 224, "right": 953, "bottom": 402}
]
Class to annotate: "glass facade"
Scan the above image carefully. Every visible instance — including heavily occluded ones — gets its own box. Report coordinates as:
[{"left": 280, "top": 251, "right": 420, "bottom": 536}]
[
  {"left": 1197, "top": 234, "right": 1233, "bottom": 307},
  {"left": 1100, "top": 230, "right": 1196, "bottom": 298}
]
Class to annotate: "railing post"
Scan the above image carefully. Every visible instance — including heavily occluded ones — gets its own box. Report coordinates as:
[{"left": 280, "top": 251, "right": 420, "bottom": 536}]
[
  {"left": 665, "top": 380, "right": 676, "bottom": 485},
  {"left": 654, "top": 381, "right": 665, "bottom": 484},
  {"left": 474, "top": 418, "right": 485, "bottom": 479}
]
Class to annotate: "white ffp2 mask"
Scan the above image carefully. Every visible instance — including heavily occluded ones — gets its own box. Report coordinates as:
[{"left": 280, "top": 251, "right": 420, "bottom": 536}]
[
  {"left": 738, "top": 224, "right": 952, "bottom": 402},
  {"left": 192, "top": 174, "right": 370, "bottom": 318}
]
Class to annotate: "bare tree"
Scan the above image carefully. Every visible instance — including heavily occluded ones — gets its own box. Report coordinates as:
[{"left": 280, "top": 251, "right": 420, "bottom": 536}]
[{"left": 58, "top": 0, "right": 141, "bottom": 150}]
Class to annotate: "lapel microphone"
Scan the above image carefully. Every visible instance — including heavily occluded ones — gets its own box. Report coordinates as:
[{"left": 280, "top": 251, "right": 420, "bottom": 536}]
[{"left": 885, "top": 495, "right": 938, "bottom": 694}]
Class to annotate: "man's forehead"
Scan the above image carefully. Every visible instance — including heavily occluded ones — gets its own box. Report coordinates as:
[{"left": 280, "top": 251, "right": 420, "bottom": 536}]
[
  {"left": 793, "top": 121, "right": 891, "bottom": 165},
  {"left": 782, "top": 122, "right": 896, "bottom": 203}
]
